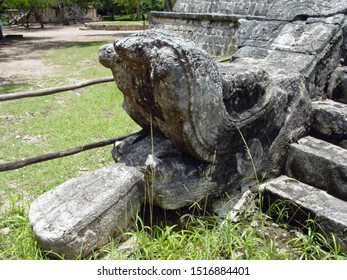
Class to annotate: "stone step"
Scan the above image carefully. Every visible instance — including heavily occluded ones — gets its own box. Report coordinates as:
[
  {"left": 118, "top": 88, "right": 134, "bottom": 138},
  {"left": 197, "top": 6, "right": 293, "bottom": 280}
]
[
  {"left": 286, "top": 136, "right": 347, "bottom": 201},
  {"left": 259, "top": 175, "right": 347, "bottom": 252},
  {"left": 311, "top": 99, "right": 347, "bottom": 148}
]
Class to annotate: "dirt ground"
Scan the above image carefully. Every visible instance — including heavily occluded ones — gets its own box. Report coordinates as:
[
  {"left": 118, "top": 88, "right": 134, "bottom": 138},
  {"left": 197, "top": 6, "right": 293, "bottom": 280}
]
[{"left": 0, "top": 24, "right": 138, "bottom": 84}]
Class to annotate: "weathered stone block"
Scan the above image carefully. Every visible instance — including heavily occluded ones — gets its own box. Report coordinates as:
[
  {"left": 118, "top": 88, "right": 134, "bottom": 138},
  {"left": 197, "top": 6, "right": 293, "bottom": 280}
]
[
  {"left": 234, "top": 17, "right": 344, "bottom": 95},
  {"left": 286, "top": 136, "right": 347, "bottom": 201},
  {"left": 259, "top": 176, "right": 347, "bottom": 252},
  {"left": 271, "top": 20, "right": 341, "bottom": 56},
  {"left": 236, "top": 19, "right": 284, "bottom": 49},
  {"left": 311, "top": 99, "right": 347, "bottom": 143},
  {"left": 29, "top": 164, "right": 144, "bottom": 259},
  {"left": 148, "top": 12, "right": 240, "bottom": 55},
  {"left": 267, "top": 0, "right": 347, "bottom": 20},
  {"left": 174, "top": 0, "right": 347, "bottom": 20},
  {"left": 328, "top": 67, "right": 347, "bottom": 104}
]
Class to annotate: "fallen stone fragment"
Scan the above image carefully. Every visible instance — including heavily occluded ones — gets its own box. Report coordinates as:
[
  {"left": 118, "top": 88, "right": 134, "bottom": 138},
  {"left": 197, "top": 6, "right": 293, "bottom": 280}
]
[
  {"left": 0, "top": 227, "right": 10, "bottom": 235},
  {"left": 224, "top": 190, "right": 256, "bottom": 223},
  {"left": 28, "top": 164, "right": 144, "bottom": 259},
  {"left": 286, "top": 136, "right": 347, "bottom": 201},
  {"left": 259, "top": 176, "right": 347, "bottom": 252},
  {"left": 211, "top": 190, "right": 243, "bottom": 218}
]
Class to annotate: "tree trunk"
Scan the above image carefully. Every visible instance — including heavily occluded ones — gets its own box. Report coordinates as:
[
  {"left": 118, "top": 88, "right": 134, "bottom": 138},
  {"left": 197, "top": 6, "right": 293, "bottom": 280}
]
[
  {"left": 25, "top": 11, "right": 31, "bottom": 28},
  {"left": 164, "top": 0, "right": 173, "bottom": 11},
  {"left": 136, "top": 0, "right": 140, "bottom": 20},
  {"left": 0, "top": 76, "right": 114, "bottom": 101},
  {"left": 35, "top": 9, "right": 45, "bottom": 28},
  {"left": 57, "top": 1, "right": 69, "bottom": 25},
  {"left": 110, "top": 5, "right": 115, "bottom": 21}
]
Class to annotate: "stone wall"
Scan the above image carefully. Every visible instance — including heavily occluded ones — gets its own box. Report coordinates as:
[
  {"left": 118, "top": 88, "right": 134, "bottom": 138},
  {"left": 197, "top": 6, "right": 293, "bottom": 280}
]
[
  {"left": 149, "top": 0, "right": 274, "bottom": 56},
  {"left": 148, "top": 12, "right": 240, "bottom": 55},
  {"left": 174, "top": 0, "right": 274, "bottom": 16}
]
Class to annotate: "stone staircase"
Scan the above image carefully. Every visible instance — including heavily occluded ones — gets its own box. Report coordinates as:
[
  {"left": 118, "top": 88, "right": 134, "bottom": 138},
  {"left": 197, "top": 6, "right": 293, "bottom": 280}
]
[{"left": 260, "top": 98, "right": 347, "bottom": 250}]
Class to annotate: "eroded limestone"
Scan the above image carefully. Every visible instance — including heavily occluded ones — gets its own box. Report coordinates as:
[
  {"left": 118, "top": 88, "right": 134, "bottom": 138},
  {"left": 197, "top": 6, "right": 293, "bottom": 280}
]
[{"left": 29, "top": 164, "right": 143, "bottom": 259}]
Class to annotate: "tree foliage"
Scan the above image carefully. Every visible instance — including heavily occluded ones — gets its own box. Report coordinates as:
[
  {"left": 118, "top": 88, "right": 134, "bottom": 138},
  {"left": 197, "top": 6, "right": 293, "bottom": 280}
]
[
  {"left": 55, "top": 0, "right": 93, "bottom": 25},
  {"left": 2, "top": 0, "right": 55, "bottom": 27},
  {"left": 113, "top": 0, "right": 175, "bottom": 19},
  {"left": 163, "top": 0, "right": 174, "bottom": 11},
  {"left": 0, "top": 0, "right": 175, "bottom": 26},
  {"left": 3, "top": 0, "right": 55, "bottom": 12},
  {"left": 2, "top": 0, "right": 103, "bottom": 27}
]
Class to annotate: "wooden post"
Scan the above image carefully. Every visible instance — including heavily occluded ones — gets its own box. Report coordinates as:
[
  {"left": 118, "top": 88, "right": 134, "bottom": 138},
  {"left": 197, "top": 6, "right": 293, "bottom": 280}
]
[
  {"left": 0, "top": 130, "right": 145, "bottom": 172},
  {"left": 0, "top": 76, "right": 115, "bottom": 102}
]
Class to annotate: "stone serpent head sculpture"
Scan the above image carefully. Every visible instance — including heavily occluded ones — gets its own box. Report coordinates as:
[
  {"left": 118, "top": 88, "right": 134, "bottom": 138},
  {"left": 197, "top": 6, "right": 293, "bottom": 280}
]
[{"left": 99, "top": 30, "right": 311, "bottom": 196}]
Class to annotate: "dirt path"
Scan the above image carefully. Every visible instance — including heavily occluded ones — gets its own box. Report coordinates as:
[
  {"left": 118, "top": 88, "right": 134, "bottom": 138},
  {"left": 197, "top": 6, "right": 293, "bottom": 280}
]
[{"left": 0, "top": 24, "right": 138, "bottom": 85}]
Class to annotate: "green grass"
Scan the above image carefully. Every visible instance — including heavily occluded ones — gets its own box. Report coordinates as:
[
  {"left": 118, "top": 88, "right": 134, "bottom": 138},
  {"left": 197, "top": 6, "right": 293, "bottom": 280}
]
[
  {"left": 91, "top": 21, "right": 145, "bottom": 26},
  {"left": 100, "top": 15, "right": 134, "bottom": 21},
  {"left": 42, "top": 41, "right": 112, "bottom": 81},
  {"left": 114, "top": 15, "right": 133, "bottom": 21},
  {"left": 0, "top": 82, "right": 32, "bottom": 94},
  {"left": 94, "top": 200, "right": 346, "bottom": 260},
  {"left": 0, "top": 194, "right": 45, "bottom": 260}
]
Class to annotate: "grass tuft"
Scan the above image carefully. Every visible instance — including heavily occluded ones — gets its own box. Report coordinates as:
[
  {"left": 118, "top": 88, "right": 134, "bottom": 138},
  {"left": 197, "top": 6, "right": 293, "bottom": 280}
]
[{"left": 0, "top": 194, "right": 45, "bottom": 260}]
